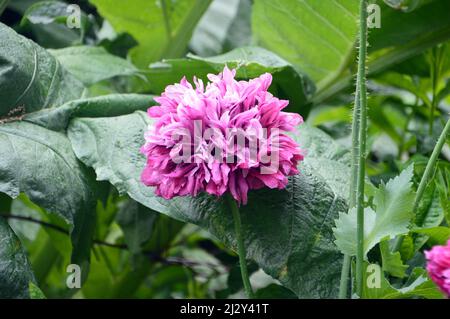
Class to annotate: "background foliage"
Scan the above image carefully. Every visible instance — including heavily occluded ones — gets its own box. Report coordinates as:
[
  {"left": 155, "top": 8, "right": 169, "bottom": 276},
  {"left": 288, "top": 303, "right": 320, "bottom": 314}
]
[{"left": 0, "top": 0, "right": 449, "bottom": 299}]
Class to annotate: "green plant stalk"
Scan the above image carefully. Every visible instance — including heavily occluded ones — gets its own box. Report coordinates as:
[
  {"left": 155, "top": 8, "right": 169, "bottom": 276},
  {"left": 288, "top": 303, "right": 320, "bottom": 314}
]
[
  {"left": 339, "top": 254, "right": 352, "bottom": 298},
  {"left": 393, "top": 117, "right": 450, "bottom": 252},
  {"left": 414, "top": 117, "right": 450, "bottom": 212},
  {"left": 227, "top": 194, "right": 254, "bottom": 298},
  {"left": 355, "top": 0, "right": 369, "bottom": 298},
  {"left": 339, "top": 87, "right": 360, "bottom": 299},
  {"left": 160, "top": 0, "right": 172, "bottom": 40},
  {"left": 313, "top": 25, "right": 450, "bottom": 105},
  {"left": 161, "top": 0, "right": 212, "bottom": 59}
]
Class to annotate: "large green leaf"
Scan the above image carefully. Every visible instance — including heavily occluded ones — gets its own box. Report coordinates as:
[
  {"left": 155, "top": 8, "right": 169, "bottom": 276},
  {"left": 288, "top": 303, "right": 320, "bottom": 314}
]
[
  {"left": 0, "top": 22, "right": 85, "bottom": 118},
  {"left": 116, "top": 200, "right": 158, "bottom": 254},
  {"left": 334, "top": 165, "right": 415, "bottom": 257},
  {"left": 24, "top": 93, "right": 155, "bottom": 131},
  {"left": 67, "top": 112, "right": 166, "bottom": 214},
  {"left": 89, "top": 0, "right": 211, "bottom": 75},
  {"left": 148, "top": 47, "right": 314, "bottom": 114},
  {"left": 68, "top": 111, "right": 350, "bottom": 298},
  {"left": 49, "top": 46, "right": 140, "bottom": 86},
  {"left": 0, "top": 217, "right": 36, "bottom": 298},
  {"left": 190, "top": 0, "right": 251, "bottom": 56},
  {"left": 252, "top": 0, "right": 358, "bottom": 90},
  {"left": 412, "top": 227, "right": 450, "bottom": 246},
  {"left": 0, "top": 121, "right": 97, "bottom": 277},
  {"left": 315, "top": 0, "right": 450, "bottom": 102}
]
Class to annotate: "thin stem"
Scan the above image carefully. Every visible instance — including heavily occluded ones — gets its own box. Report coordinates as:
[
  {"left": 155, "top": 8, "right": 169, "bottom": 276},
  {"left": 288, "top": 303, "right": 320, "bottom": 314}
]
[
  {"left": 226, "top": 194, "right": 254, "bottom": 298},
  {"left": 355, "top": 0, "right": 369, "bottom": 298},
  {"left": 393, "top": 117, "right": 450, "bottom": 252},
  {"left": 350, "top": 90, "right": 361, "bottom": 209},
  {"left": 2, "top": 213, "right": 69, "bottom": 234},
  {"left": 339, "top": 254, "right": 352, "bottom": 298}
]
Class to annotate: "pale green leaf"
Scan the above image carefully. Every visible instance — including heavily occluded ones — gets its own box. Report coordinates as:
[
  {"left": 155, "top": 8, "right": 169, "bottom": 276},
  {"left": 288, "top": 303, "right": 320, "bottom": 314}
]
[
  {"left": 89, "top": 0, "right": 212, "bottom": 79},
  {"left": 49, "top": 46, "right": 140, "bottom": 86},
  {"left": 412, "top": 227, "right": 450, "bottom": 246},
  {"left": 380, "top": 240, "right": 408, "bottom": 278},
  {"left": 24, "top": 93, "right": 155, "bottom": 131},
  {"left": 252, "top": 0, "right": 358, "bottom": 89},
  {"left": 190, "top": 0, "right": 251, "bottom": 56},
  {"left": 334, "top": 165, "right": 415, "bottom": 256},
  {"left": 362, "top": 262, "right": 443, "bottom": 299}
]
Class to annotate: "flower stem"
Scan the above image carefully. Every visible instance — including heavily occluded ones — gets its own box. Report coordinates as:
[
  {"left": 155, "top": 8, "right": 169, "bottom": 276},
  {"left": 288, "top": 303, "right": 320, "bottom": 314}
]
[
  {"left": 339, "top": 254, "right": 352, "bottom": 298},
  {"left": 339, "top": 81, "right": 360, "bottom": 299},
  {"left": 414, "top": 118, "right": 450, "bottom": 213},
  {"left": 355, "top": 0, "right": 369, "bottom": 298},
  {"left": 227, "top": 194, "right": 254, "bottom": 298}
]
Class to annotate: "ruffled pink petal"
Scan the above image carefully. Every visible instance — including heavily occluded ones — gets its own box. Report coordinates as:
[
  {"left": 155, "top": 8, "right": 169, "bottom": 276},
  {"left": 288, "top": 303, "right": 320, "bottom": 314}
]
[{"left": 140, "top": 67, "right": 304, "bottom": 205}]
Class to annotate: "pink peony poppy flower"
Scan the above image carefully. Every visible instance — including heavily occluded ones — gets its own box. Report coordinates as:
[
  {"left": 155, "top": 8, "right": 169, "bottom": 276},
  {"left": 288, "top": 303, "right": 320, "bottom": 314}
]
[
  {"left": 425, "top": 240, "right": 450, "bottom": 296},
  {"left": 140, "top": 67, "right": 304, "bottom": 204}
]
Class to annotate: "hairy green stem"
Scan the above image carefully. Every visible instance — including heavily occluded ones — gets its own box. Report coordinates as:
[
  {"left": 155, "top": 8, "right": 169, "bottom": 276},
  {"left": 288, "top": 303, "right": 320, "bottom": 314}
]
[
  {"left": 339, "top": 83, "right": 361, "bottom": 299},
  {"left": 355, "top": 0, "right": 369, "bottom": 298},
  {"left": 227, "top": 194, "right": 254, "bottom": 298}
]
